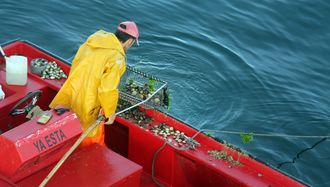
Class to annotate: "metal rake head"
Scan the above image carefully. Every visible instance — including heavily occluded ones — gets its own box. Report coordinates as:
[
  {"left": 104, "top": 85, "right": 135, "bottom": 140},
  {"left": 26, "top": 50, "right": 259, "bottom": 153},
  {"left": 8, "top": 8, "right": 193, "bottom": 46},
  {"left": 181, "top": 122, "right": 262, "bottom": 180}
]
[{"left": 119, "top": 65, "right": 170, "bottom": 110}]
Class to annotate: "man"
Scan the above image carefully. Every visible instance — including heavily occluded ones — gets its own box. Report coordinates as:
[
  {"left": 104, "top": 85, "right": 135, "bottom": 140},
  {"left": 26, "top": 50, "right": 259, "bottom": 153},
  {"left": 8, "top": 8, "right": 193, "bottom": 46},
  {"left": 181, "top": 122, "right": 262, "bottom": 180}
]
[{"left": 49, "top": 21, "right": 139, "bottom": 146}]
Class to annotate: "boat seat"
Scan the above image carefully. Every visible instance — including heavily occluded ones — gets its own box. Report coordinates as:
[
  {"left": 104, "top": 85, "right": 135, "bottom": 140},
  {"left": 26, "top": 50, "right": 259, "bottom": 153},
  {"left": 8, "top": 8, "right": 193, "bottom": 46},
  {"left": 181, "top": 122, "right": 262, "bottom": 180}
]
[{"left": 17, "top": 143, "right": 143, "bottom": 187}]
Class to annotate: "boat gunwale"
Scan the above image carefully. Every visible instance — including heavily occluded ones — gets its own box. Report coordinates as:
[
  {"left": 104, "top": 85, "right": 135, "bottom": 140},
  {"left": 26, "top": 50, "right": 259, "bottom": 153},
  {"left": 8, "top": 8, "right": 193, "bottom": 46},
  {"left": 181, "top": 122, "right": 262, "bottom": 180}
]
[{"left": 0, "top": 39, "right": 308, "bottom": 186}]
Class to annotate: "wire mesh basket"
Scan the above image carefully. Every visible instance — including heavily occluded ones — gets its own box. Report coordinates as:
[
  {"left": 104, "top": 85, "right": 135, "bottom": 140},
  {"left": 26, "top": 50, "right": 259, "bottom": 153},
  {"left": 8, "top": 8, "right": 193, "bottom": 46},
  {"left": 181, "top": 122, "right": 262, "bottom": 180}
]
[{"left": 118, "top": 65, "right": 169, "bottom": 110}]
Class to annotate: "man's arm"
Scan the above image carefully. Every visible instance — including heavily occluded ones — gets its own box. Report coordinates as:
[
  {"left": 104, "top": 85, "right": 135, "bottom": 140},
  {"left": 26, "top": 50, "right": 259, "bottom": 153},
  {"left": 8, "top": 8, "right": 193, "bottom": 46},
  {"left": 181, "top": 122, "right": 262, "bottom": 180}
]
[{"left": 98, "top": 58, "right": 125, "bottom": 121}]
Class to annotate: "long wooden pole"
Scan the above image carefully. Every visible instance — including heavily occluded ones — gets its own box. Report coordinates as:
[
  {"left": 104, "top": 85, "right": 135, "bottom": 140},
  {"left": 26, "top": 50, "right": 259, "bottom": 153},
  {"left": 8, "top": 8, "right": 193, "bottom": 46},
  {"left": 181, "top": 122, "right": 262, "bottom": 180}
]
[
  {"left": 39, "top": 83, "right": 167, "bottom": 187},
  {"left": 39, "top": 115, "right": 104, "bottom": 187}
]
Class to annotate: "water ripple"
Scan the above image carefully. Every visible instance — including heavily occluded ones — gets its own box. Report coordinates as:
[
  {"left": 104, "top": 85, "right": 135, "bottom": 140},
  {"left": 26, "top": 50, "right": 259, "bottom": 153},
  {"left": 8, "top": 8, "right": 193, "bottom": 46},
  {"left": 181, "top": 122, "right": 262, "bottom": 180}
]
[{"left": 1, "top": 0, "right": 330, "bottom": 185}]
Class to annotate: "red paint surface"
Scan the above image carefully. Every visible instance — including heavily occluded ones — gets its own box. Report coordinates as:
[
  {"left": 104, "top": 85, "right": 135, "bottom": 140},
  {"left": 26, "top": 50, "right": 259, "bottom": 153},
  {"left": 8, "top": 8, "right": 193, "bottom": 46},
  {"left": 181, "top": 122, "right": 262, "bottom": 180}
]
[
  {"left": 18, "top": 144, "right": 142, "bottom": 187},
  {"left": 0, "top": 40, "right": 306, "bottom": 187},
  {"left": 0, "top": 111, "right": 82, "bottom": 182},
  {"left": 108, "top": 109, "right": 306, "bottom": 187},
  {"left": 0, "top": 175, "right": 17, "bottom": 187}
]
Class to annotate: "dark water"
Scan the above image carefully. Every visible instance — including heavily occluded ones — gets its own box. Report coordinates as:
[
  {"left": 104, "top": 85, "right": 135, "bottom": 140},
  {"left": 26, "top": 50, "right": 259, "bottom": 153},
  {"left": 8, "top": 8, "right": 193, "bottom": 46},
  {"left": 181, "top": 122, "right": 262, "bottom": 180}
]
[{"left": 1, "top": 0, "right": 330, "bottom": 186}]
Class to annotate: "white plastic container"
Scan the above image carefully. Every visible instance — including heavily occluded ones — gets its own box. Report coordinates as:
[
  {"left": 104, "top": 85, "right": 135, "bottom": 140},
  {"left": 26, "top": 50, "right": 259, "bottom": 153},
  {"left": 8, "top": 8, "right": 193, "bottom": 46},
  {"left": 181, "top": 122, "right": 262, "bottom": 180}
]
[{"left": 6, "top": 55, "right": 28, "bottom": 86}]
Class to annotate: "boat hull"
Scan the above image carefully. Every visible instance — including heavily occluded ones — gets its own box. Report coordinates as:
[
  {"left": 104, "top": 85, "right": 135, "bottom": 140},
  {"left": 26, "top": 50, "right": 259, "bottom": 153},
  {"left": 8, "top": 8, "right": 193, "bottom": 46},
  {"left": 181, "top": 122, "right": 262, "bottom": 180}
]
[{"left": 0, "top": 40, "right": 306, "bottom": 187}]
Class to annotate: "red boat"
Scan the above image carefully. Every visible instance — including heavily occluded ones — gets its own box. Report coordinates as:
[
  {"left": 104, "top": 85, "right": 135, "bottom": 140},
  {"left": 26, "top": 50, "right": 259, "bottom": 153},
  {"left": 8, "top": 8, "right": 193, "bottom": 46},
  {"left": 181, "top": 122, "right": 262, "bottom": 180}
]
[{"left": 0, "top": 40, "right": 306, "bottom": 187}]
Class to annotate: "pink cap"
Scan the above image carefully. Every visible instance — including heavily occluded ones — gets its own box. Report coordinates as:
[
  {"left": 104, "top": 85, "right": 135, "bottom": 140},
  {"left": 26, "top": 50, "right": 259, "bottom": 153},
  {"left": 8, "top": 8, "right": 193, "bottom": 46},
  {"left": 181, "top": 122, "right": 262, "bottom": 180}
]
[{"left": 117, "top": 21, "right": 139, "bottom": 46}]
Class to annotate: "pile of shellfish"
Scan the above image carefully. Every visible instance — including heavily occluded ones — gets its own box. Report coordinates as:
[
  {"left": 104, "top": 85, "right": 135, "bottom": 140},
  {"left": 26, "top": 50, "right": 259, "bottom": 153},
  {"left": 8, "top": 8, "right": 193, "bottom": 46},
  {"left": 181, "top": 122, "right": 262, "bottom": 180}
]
[
  {"left": 117, "top": 99, "right": 153, "bottom": 128},
  {"left": 31, "top": 58, "right": 67, "bottom": 80},
  {"left": 150, "top": 123, "right": 187, "bottom": 144},
  {"left": 41, "top": 61, "right": 67, "bottom": 80},
  {"left": 207, "top": 150, "right": 242, "bottom": 166},
  {"left": 117, "top": 99, "right": 199, "bottom": 148},
  {"left": 123, "top": 81, "right": 161, "bottom": 105}
]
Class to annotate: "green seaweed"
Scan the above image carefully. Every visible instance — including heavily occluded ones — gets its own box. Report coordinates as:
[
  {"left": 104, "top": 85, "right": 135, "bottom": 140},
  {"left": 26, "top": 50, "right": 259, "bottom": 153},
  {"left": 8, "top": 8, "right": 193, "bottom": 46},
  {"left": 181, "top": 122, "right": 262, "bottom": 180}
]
[
  {"left": 240, "top": 132, "right": 254, "bottom": 144},
  {"left": 148, "top": 78, "right": 155, "bottom": 92}
]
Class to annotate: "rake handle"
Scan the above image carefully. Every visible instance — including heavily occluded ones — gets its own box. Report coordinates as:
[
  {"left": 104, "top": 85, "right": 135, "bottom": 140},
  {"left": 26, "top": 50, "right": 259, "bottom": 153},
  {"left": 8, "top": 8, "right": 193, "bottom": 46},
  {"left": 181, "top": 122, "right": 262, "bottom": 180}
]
[
  {"left": 39, "top": 115, "right": 104, "bottom": 187},
  {"left": 39, "top": 83, "right": 167, "bottom": 187}
]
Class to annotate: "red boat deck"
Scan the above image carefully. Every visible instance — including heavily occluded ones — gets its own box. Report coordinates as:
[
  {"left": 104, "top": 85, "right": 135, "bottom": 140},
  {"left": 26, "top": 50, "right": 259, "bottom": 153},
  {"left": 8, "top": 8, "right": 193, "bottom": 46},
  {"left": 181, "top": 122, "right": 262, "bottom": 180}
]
[
  {"left": 17, "top": 144, "right": 143, "bottom": 187},
  {"left": 0, "top": 40, "right": 306, "bottom": 187}
]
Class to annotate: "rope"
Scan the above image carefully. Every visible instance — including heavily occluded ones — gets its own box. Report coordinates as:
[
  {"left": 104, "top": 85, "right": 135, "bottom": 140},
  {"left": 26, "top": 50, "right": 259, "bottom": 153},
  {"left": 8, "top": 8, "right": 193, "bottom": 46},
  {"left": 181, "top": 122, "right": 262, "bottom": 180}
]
[
  {"left": 151, "top": 142, "right": 166, "bottom": 187},
  {"left": 277, "top": 138, "right": 327, "bottom": 168},
  {"left": 150, "top": 128, "right": 330, "bottom": 186},
  {"left": 192, "top": 129, "right": 330, "bottom": 139},
  {"left": 151, "top": 140, "right": 192, "bottom": 187}
]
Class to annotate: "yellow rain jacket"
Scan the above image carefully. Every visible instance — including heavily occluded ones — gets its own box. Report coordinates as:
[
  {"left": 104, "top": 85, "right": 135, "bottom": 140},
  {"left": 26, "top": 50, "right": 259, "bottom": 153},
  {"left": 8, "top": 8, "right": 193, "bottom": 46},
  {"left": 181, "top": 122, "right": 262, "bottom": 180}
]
[{"left": 49, "top": 30, "right": 126, "bottom": 138}]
